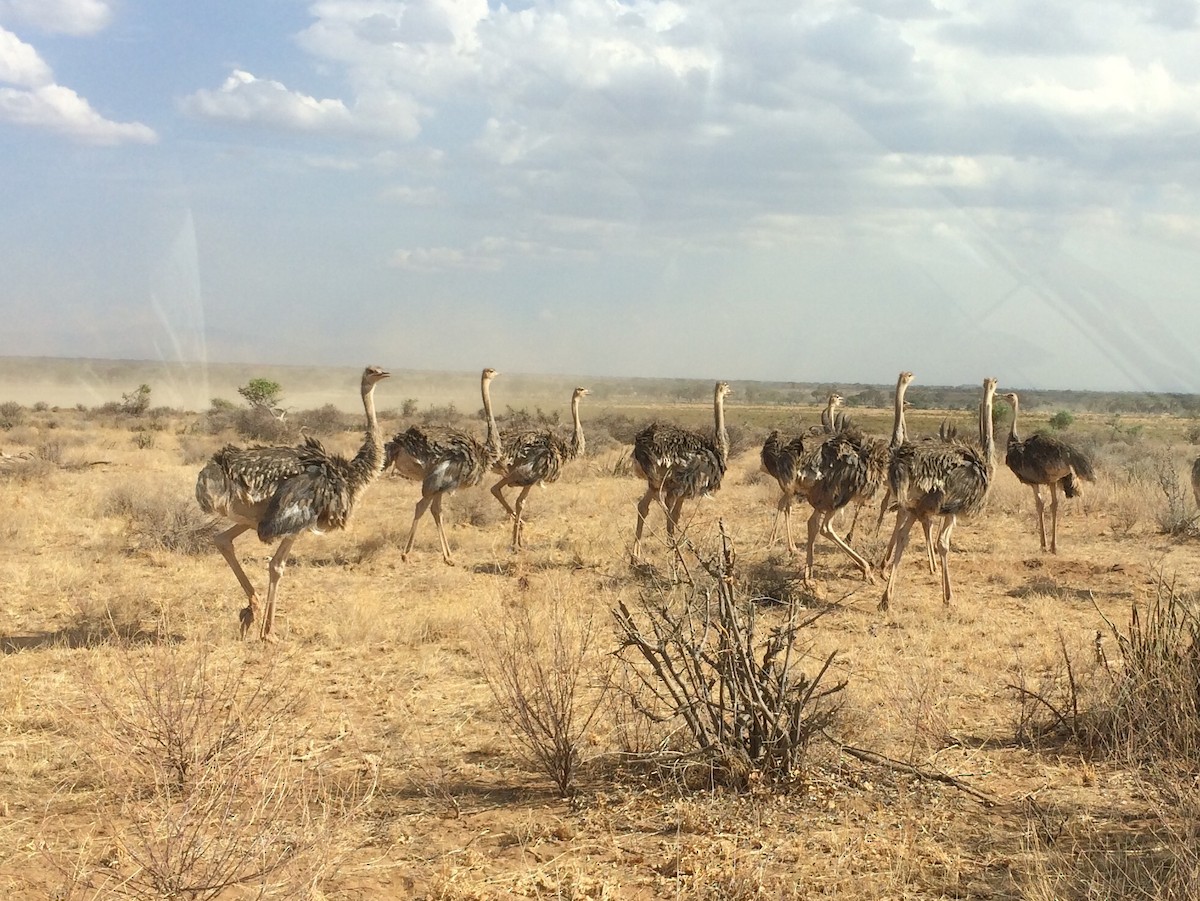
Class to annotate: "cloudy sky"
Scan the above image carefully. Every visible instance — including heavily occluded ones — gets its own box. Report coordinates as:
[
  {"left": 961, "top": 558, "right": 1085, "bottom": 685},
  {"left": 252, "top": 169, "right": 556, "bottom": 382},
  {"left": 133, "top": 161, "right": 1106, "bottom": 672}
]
[{"left": 2, "top": 0, "right": 1199, "bottom": 393}]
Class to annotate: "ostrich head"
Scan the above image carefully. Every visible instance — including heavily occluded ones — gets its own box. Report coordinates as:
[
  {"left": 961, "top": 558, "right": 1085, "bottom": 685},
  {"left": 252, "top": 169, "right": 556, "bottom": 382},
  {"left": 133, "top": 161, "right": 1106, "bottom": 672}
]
[
  {"left": 573, "top": 387, "right": 590, "bottom": 400},
  {"left": 361, "top": 365, "right": 390, "bottom": 390},
  {"left": 482, "top": 367, "right": 498, "bottom": 383},
  {"left": 716, "top": 381, "right": 732, "bottom": 400},
  {"left": 827, "top": 392, "right": 844, "bottom": 409}
]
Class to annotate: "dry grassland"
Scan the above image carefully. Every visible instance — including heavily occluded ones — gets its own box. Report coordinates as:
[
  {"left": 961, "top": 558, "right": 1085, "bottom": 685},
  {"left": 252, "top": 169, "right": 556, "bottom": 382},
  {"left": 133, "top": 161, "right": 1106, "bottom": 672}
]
[{"left": 2, "top": 384, "right": 1200, "bottom": 899}]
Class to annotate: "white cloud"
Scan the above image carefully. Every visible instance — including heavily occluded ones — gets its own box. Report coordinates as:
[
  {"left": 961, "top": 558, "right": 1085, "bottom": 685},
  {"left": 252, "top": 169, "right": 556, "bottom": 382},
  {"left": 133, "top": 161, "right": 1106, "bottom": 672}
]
[
  {"left": 0, "top": 0, "right": 111, "bottom": 35},
  {"left": 389, "top": 244, "right": 504, "bottom": 272},
  {"left": 381, "top": 184, "right": 440, "bottom": 205},
  {"left": 0, "top": 83, "right": 157, "bottom": 144},
  {"left": 1007, "top": 57, "right": 1199, "bottom": 124},
  {"left": 0, "top": 10, "right": 156, "bottom": 145},
  {"left": 180, "top": 69, "right": 421, "bottom": 138},
  {"left": 0, "top": 25, "right": 51, "bottom": 86}
]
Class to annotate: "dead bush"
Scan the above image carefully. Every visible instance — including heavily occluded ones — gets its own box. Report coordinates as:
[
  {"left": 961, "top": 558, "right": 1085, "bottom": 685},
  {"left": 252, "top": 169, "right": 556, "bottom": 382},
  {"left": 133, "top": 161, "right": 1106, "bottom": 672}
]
[
  {"left": 1156, "top": 458, "right": 1199, "bottom": 537},
  {"left": 234, "top": 406, "right": 295, "bottom": 443},
  {"left": 479, "top": 592, "right": 611, "bottom": 796},
  {"left": 53, "top": 644, "right": 373, "bottom": 900},
  {"left": 0, "top": 455, "right": 56, "bottom": 485},
  {"left": 102, "top": 482, "right": 219, "bottom": 555},
  {"left": 613, "top": 526, "right": 846, "bottom": 790},
  {"left": 296, "top": 403, "right": 355, "bottom": 435},
  {"left": 0, "top": 400, "right": 24, "bottom": 430}
]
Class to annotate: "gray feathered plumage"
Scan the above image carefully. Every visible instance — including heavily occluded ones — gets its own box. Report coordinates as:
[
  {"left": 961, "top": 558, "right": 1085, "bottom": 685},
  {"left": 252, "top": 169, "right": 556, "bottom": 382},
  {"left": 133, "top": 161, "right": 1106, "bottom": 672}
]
[
  {"left": 879, "top": 377, "right": 997, "bottom": 611},
  {"left": 385, "top": 368, "right": 500, "bottom": 565},
  {"left": 793, "top": 420, "right": 888, "bottom": 583},
  {"left": 195, "top": 365, "right": 390, "bottom": 639},
  {"left": 1003, "top": 391, "right": 1096, "bottom": 553},
  {"left": 631, "top": 381, "right": 731, "bottom": 561},
  {"left": 491, "top": 386, "right": 588, "bottom": 549},
  {"left": 763, "top": 396, "right": 846, "bottom": 553}
]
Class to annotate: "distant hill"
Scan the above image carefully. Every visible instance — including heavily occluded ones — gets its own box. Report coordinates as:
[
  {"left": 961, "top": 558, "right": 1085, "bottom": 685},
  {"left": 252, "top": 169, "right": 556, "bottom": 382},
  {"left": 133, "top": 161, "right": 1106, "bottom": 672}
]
[{"left": 0, "top": 356, "right": 1197, "bottom": 417}]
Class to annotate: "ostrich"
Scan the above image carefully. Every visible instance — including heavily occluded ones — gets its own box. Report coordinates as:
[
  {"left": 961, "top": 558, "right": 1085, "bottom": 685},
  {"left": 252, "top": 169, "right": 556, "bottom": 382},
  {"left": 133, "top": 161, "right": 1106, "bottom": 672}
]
[
  {"left": 874, "top": 373, "right": 942, "bottom": 576},
  {"left": 490, "top": 386, "right": 589, "bottom": 550},
  {"left": 385, "top": 368, "right": 500, "bottom": 565},
  {"left": 195, "top": 365, "right": 390, "bottom": 640},
  {"left": 762, "top": 430, "right": 823, "bottom": 553},
  {"left": 1192, "top": 457, "right": 1200, "bottom": 510},
  {"left": 763, "top": 391, "right": 844, "bottom": 552},
  {"left": 797, "top": 424, "right": 889, "bottom": 585},
  {"left": 814, "top": 392, "right": 845, "bottom": 435},
  {"left": 1003, "top": 392, "right": 1096, "bottom": 554},
  {"left": 631, "top": 381, "right": 732, "bottom": 562},
  {"left": 879, "top": 377, "right": 998, "bottom": 612}
]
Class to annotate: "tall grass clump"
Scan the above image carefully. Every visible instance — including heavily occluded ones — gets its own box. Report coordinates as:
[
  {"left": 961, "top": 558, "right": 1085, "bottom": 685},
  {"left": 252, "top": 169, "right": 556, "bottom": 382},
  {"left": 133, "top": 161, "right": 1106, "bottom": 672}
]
[
  {"left": 1013, "top": 575, "right": 1200, "bottom": 900},
  {"left": 1013, "top": 574, "right": 1200, "bottom": 759}
]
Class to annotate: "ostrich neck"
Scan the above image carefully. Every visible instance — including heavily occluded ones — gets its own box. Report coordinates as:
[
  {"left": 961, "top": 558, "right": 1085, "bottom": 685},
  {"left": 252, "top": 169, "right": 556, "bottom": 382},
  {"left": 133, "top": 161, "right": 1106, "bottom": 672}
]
[
  {"left": 892, "top": 379, "right": 909, "bottom": 447},
  {"left": 569, "top": 396, "right": 585, "bottom": 458},
  {"left": 482, "top": 378, "right": 499, "bottom": 460},
  {"left": 714, "top": 393, "right": 728, "bottom": 464},
  {"left": 352, "top": 383, "right": 383, "bottom": 482},
  {"left": 980, "top": 385, "right": 996, "bottom": 469},
  {"left": 1008, "top": 395, "right": 1021, "bottom": 445}
]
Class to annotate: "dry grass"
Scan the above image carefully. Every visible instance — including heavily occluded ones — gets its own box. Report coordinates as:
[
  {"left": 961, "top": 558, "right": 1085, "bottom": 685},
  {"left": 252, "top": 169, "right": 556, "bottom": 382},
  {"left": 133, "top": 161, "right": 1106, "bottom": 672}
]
[{"left": 1, "top": 394, "right": 1200, "bottom": 899}]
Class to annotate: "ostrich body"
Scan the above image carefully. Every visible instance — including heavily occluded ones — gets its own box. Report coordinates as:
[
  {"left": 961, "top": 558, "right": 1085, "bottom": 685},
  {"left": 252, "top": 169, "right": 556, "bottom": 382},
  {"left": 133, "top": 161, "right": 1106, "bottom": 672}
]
[
  {"left": 797, "top": 425, "right": 889, "bottom": 584},
  {"left": 195, "top": 365, "right": 390, "bottom": 639},
  {"left": 1192, "top": 457, "right": 1200, "bottom": 510},
  {"left": 762, "top": 431, "right": 823, "bottom": 553},
  {"left": 491, "top": 387, "right": 589, "bottom": 550},
  {"left": 385, "top": 368, "right": 500, "bottom": 564},
  {"left": 875, "top": 372, "right": 941, "bottom": 575},
  {"left": 763, "top": 392, "right": 843, "bottom": 552},
  {"left": 879, "top": 377, "right": 997, "bottom": 612},
  {"left": 1003, "top": 392, "right": 1096, "bottom": 554},
  {"left": 631, "top": 381, "right": 731, "bottom": 562}
]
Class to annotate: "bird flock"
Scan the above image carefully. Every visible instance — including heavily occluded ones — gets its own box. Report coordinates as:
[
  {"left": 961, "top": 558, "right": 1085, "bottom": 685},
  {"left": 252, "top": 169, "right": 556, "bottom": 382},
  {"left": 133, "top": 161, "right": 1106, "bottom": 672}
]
[{"left": 196, "top": 366, "right": 1100, "bottom": 639}]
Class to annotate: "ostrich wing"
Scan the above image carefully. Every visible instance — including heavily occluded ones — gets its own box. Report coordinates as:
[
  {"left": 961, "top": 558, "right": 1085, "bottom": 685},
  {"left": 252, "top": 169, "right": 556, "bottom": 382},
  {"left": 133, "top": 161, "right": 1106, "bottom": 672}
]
[
  {"left": 197, "top": 444, "right": 311, "bottom": 515},
  {"left": 257, "top": 456, "right": 353, "bottom": 541},
  {"left": 502, "top": 432, "right": 567, "bottom": 486}
]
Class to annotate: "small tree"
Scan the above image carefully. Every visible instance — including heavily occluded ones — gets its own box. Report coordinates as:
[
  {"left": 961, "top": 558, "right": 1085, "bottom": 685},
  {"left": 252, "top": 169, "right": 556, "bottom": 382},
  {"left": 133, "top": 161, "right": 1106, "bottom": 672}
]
[
  {"left": 238, "top": 378, "right": 286, "bottom": 421},
  {"left": 238, "top": 378, "right": 283, "bottom": 409},
  {"left": 1049, "top": 410, "right": 1075, "bottom": 431},
  {"left": 121, "top": 384, "right": 152, "bottom": 416}
]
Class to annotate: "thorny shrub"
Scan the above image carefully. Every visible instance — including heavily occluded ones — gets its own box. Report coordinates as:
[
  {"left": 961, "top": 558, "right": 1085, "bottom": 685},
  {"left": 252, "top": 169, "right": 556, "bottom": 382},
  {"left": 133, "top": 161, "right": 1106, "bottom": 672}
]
[{"left": 613, "top": 527, "right": 846, "bottom": 790}]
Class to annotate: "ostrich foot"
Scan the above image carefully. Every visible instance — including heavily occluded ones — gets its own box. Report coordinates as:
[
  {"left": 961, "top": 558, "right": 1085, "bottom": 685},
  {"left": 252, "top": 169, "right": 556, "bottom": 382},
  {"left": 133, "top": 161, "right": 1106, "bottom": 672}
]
[{"left": 239, "top": 604, "right": 257, "bottom": 640}]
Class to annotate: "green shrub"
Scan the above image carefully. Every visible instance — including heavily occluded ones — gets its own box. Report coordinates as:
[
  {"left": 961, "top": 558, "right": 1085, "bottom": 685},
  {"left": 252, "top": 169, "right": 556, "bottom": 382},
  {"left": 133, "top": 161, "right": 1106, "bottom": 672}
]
[{"left": 1049, "top": 410, "right": 1075, "bottom": 430}]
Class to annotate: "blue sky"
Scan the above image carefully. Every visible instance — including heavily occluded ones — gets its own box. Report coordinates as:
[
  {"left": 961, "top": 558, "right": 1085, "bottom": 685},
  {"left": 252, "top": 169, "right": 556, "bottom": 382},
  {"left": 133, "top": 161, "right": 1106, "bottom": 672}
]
[{"left": 3, "top": 0, "right": 1200, "bottom": 392}]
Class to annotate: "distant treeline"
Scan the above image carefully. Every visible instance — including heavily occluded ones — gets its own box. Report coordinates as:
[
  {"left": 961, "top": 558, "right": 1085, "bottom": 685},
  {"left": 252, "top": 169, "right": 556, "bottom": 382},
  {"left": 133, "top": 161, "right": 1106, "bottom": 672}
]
[
  {"left": 1, "top": 357, "right": 1199, "bottom": 417},
  {"left": 614, "top": 377, "right": 1200, "bottom": 416}
]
